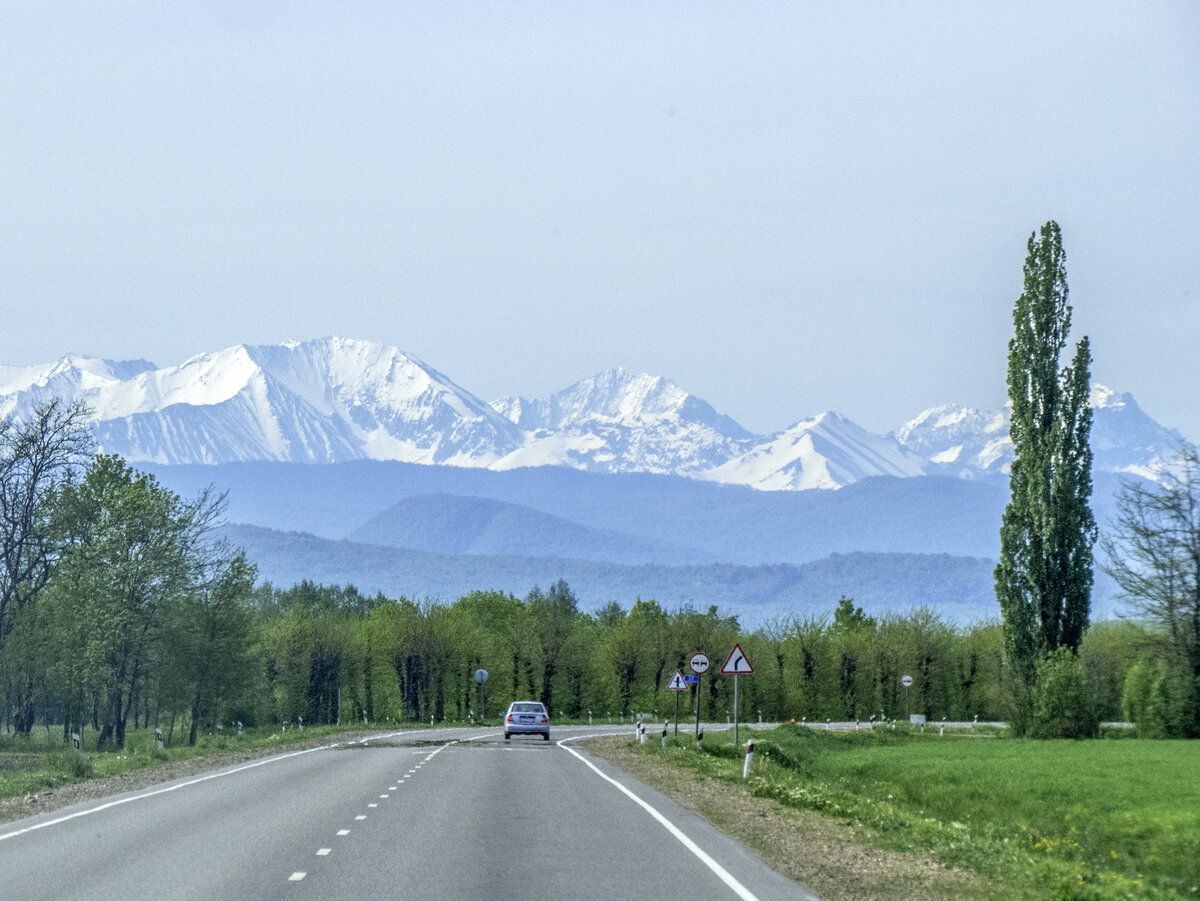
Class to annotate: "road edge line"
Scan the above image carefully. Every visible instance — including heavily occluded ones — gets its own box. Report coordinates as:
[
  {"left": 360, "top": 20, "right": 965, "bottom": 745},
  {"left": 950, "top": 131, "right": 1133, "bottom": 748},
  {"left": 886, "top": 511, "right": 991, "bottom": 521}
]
[{"left": 557, "top": 733, "right": 761, "bottom": 901}]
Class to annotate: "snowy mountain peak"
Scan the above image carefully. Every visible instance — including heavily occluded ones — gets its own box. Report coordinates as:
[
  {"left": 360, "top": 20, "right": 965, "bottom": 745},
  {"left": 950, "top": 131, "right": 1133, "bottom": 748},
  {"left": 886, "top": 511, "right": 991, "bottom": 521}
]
[
  {"left": 1, "top": 338, "right": 522, "bottom": 466},
  {"left": 703, "top": 410, "right": 930, "bottom": 491},
  {"left": 494, "top": 367, "right": 752, "bottom": 438},
  {"left": 894, "top": 384, "right": 1185, "bottom": 478},
  {"left": 0, "top": 342, "right": 1183, "bottom": 492},
  {"left": 490, "top": 368, "right": 754, "bottom": 476}
]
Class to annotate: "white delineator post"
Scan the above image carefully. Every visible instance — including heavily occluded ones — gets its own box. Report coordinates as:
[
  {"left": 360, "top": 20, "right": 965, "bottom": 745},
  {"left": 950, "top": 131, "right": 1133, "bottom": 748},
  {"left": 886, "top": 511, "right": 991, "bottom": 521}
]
[
  {"left": 742, "top": 739, "right": 755, "bottom": 779},
  {"left": 661, "top": 721, "right": 668, "bottom": 748}
]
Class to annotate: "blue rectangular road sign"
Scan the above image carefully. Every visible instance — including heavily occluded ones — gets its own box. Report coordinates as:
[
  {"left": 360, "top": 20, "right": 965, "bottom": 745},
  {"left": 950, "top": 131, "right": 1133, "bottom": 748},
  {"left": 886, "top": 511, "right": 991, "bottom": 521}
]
[{"left": 683, "top": 675, "right": 699, "bottom": 683}]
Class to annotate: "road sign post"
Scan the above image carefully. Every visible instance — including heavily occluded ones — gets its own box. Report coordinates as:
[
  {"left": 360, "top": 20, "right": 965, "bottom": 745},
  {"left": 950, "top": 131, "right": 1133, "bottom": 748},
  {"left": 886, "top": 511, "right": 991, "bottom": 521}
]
[
  {"left": 475, "top": 668, "right": 488, "bottom": 724},
  {"left": 688, "top": 652, "right": 710, "bottom": 742},
  {"left": 720, "top": 644, "right": 755, "bottom": 749},
  {"left": 666, "top": 670, "right": 689, "bottom": 739},
  {"left": 901, "top": 674, "right": 913, "bottom": 721}
]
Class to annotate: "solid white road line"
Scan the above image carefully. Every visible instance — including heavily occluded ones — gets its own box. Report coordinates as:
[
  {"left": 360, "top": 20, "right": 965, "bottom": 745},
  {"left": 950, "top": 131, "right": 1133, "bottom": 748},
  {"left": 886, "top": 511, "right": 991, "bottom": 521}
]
[{"left": 557, "top": 733, "right": 761, "bottom": 901}]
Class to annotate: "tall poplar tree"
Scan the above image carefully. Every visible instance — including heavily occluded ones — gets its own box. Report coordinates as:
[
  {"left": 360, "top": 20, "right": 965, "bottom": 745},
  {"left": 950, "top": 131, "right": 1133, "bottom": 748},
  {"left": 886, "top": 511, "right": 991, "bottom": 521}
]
[{"left": 995, "top": 221, "right": 1097, "bottom": 722}]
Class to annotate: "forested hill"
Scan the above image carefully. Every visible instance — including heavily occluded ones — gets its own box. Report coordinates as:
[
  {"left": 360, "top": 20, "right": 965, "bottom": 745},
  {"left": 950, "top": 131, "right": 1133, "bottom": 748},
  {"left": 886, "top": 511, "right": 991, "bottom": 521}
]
[
  {"left": 220, "top": 523, "right": 1003, "bottom": 626},
  {"left": 146, "top": 460, "right": 1017, "bottom": 563}
]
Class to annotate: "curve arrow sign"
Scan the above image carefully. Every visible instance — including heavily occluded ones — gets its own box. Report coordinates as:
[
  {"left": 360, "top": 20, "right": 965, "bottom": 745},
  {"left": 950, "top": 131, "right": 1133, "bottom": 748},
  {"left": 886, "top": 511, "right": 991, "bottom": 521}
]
[{"left": 720, "top": 644, "right": 754, "bottom": 675}]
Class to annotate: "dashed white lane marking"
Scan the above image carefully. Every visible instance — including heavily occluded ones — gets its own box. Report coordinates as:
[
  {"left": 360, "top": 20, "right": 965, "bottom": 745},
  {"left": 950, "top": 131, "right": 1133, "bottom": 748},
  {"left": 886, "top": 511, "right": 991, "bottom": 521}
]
[
  {"left": 0, "top": 727, "right": 449, "bottom": 845},
  {"left": 281, "top": 738, "right": 466, "bottom": 888},
  {"left": 557, "top": 733, "right": 763, "bottom": 901}
]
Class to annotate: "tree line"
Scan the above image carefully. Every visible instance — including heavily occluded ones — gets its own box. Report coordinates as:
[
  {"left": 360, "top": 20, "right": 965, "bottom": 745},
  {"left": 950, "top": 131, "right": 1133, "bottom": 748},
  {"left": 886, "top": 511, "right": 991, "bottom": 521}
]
[{"left": 1, "top": 400, "right": 1197, "bottom": 744}]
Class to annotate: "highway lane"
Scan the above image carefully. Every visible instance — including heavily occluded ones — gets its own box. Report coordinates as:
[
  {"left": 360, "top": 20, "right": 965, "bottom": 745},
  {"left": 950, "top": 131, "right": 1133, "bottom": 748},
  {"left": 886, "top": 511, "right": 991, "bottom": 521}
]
[{"left": 0, "top": 726, "right": 816, "bottom": 901}]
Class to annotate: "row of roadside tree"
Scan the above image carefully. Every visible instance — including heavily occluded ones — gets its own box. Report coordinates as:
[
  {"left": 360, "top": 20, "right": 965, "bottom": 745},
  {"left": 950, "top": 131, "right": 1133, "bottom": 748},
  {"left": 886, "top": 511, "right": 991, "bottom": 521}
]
[{"left": 1, "top": 399, "right": 1197, "bottom": 746}]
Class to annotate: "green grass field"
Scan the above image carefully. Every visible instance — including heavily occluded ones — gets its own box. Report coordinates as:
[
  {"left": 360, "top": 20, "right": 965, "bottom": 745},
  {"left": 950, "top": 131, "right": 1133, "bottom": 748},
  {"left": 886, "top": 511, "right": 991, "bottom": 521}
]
[{"left": 660, "top": 725, "right": 1200, "bottom": 900}]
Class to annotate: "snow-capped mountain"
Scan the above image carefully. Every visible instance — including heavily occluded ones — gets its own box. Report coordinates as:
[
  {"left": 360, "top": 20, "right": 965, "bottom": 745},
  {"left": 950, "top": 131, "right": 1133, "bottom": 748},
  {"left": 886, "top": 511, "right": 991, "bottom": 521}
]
[
  {"left": 0, "top": 338, "right": 1186, "bottom": 490},
  {"left": 893, "top": 405, "right": 1010, "bottom": 477},
  {"left": 702, "top": 411, "right": 930, "bottom": 491},
  {"left": 893, "top": 385, "right": 1187, "bottom": 482},
  {"left": 491, "top": 368, "right": 754, "bottom": 475},
  {"left": 1, "top": 339, "right": 523, "bottom": 465}
]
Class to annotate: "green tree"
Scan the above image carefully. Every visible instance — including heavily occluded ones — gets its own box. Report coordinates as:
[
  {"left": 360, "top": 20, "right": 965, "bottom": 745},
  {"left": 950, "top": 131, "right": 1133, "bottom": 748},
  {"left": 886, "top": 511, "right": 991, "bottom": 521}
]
[
  {"left": 164, "top": 548, "right": 258, "bottom": 745},
  {"left": 527, "top": 580, "right": 579, "bottom": 713},
  {"left": 1103, "top": 445, "right": 1200, "bottom": 736},
  {"left": 0, "top": 398, "right": 92, "bottom": 733},
  {"left": 995, "top": 221, "right": 1096, "bottom": 731},
  {"left": 48, "top": 455, "right": 225, "bottom": 748}
]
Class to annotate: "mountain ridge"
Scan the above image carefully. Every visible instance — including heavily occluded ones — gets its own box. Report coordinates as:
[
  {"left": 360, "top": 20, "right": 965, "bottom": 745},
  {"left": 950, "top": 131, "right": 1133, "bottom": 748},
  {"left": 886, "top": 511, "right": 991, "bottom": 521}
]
[{"left": 1, "top": 337, "right": 1187, "bottom": 489}]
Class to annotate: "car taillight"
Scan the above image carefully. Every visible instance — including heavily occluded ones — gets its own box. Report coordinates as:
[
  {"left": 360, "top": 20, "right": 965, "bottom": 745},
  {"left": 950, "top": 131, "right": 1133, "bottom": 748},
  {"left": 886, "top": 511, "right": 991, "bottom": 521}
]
[
  {"left": 540, "top": 715, "right": 547, "bottom": 723},
  {"left": 506, "top": 714, "right": 514, "bottom": 722}
]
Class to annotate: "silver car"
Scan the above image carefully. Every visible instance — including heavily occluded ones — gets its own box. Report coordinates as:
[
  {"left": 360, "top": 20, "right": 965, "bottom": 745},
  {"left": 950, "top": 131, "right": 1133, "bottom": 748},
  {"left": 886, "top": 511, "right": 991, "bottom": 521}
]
[{"left": 503, "top": 701, "right": 550, "bottom": 741}]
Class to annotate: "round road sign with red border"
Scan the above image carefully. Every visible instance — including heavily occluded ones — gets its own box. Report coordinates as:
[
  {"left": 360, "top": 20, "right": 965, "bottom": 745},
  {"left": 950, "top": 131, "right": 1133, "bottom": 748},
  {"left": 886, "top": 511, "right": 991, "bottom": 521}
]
[
  {"left": 689, "top": 652, "right": 710, "bottom": 675},
  {"left": 901, "top": 674, "right": 914, "bottom": 687}
]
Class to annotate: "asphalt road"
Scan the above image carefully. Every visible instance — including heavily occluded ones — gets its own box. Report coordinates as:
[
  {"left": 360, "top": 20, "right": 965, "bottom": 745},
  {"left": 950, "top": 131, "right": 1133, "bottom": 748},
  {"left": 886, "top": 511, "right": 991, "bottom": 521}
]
[{"left": 0, "top": 725, "right": 816, "bottom": 901}]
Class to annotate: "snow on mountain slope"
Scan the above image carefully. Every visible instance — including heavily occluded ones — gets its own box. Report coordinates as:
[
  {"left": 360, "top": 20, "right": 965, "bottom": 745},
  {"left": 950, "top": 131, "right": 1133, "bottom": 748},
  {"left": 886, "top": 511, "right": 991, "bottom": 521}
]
[
  {"left": 0, "top": 340, "right": 1185, "bottom": 491},
  {"left": 1088, "top": 385, "right": 1187, "bottom": 478},
  {"left": 492, "top": 368, "right": 755, "bottom": 475},
  {"left": 2, "top": 339, "right": 523, "bottom": 465},
  {"left": 0, "top": 355, "right": 157, "bottom": 417},
  {"left": 701, "top": 411, "right": 931, "bottom": 490},
  {"left": 893, "top": 404, "right": 1010, "bottom": 477},
  {"left": 893, "top": 384, "right": 1188, "bottom": 481}
]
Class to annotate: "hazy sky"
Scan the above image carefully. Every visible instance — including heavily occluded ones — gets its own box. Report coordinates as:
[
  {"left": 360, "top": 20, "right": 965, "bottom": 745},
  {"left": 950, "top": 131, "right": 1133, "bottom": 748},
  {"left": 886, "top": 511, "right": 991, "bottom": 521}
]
[{"left": 2, "top": 2, "right": 1197, "bottom": 440}]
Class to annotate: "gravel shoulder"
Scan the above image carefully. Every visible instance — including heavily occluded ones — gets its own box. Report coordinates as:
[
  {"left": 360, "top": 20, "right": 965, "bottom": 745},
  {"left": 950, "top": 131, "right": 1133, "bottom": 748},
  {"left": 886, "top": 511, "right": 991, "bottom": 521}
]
[{"left": 581, "top": 735, "right": 996, "bottom": 901}]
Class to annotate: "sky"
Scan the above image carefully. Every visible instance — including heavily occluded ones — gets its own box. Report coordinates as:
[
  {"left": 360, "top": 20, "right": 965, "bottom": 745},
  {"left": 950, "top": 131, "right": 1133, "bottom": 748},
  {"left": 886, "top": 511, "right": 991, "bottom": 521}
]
[{"left": 2, "top": 2, "right": 1197, "bottom": 441}]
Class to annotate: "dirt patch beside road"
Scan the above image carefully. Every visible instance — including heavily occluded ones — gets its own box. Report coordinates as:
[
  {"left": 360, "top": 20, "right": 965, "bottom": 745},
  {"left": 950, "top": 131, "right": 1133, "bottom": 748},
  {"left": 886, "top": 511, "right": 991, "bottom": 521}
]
[{"left": 582, "top": 736, "right": 995, "bottom": 901}]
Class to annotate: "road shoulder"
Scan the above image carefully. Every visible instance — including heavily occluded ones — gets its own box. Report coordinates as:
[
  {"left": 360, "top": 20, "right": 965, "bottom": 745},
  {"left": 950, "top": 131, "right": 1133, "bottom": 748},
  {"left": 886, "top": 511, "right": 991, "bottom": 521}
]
[{"left": 581, "top": 735, "right": 993, "bottom": 901}]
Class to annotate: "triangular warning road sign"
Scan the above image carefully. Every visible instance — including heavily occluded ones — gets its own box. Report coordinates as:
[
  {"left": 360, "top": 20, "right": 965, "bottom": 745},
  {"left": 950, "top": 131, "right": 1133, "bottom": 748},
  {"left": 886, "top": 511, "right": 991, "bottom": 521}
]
[
  {"left": 666, "top": 670, "right": 688, "bottom": 691},
  {"left": 720, "top": 643, "right": 755, "bottom": 675}
]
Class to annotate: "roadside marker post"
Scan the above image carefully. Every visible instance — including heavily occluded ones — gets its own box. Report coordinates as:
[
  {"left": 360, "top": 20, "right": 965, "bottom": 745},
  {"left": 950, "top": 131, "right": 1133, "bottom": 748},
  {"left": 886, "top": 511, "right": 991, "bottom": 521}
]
[{"left": 742, "top": 739, "right": 755, "bottom": 779}]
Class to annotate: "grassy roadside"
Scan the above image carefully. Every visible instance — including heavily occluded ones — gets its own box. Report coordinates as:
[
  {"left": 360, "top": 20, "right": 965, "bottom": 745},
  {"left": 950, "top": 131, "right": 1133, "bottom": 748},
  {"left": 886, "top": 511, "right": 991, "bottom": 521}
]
[
  {"left": 584, "top": 733, "right": 995, "bottom": 901},
  {"left": 0, "top": 722, "right": 399, "bottom": 802},
  {"left": 584, "top": 726, "right": 1199, "bottom": 901}
]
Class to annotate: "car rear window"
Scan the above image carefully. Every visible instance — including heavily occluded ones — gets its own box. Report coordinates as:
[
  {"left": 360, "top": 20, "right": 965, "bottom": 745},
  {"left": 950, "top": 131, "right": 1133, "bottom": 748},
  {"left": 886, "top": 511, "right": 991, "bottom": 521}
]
[{"left": 512, "top": 703, "right": 544, "bottom": 713}]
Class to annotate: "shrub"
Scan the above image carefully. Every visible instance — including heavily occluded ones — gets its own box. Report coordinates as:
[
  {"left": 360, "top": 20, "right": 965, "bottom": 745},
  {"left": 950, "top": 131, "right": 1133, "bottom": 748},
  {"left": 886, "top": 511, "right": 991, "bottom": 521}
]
[
  {"left": 48, "top": 750, "right": 94, "bottom": 780},
  {"left": 1032, "top": 647, "right": 1098, "bottom": 739}
]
